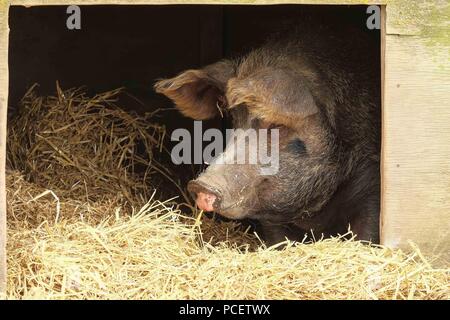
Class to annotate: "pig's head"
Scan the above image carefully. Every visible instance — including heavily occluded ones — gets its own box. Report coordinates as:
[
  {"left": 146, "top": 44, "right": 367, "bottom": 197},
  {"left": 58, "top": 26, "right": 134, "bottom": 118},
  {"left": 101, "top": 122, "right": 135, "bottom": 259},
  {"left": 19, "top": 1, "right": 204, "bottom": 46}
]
[{"left": 154, "top": 58, "right": 344, "bottom": 221}]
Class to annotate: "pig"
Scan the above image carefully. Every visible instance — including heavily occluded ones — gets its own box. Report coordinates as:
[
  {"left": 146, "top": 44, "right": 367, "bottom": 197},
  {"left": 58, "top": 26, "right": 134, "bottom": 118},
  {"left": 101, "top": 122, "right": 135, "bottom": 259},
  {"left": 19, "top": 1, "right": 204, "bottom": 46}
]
[{"left": 154, "top": 25, "right": 380, "bottom": 245}]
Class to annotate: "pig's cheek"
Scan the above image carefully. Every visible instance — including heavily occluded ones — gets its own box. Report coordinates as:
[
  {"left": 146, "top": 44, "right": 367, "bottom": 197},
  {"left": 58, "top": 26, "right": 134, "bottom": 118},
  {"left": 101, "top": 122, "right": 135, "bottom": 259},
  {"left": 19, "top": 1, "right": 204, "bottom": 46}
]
[{"left": 254, "top": 178, "right": 277, "bottom": 204}]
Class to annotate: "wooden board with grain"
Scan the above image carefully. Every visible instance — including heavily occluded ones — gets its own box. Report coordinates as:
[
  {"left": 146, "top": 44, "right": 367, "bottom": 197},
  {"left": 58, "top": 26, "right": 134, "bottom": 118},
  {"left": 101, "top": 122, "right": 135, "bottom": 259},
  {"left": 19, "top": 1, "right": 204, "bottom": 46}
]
[
  {"left": 9, "top": 0, "right": 385, "bottom": 5},
  {"left": 382, "top": 0, "right": 450, "bottom": 264},
  {"left": 0, "top": 1, "right": 9, "bottom": 297}
]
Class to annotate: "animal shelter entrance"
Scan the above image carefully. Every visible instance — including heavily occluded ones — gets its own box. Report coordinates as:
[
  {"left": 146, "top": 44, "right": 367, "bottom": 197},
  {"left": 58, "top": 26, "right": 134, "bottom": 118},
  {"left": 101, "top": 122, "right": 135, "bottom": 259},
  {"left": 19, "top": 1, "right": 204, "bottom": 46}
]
[{"left": 7, "top": 3, "right": 382, "bottom": 198}]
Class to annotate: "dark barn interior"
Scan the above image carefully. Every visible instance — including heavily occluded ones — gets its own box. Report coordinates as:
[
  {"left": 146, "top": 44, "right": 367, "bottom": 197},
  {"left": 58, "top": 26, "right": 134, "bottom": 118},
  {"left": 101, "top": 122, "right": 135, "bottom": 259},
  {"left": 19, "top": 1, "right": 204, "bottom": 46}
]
[{"left": 8, "top": 4, "right": 380, "bottom": 201}]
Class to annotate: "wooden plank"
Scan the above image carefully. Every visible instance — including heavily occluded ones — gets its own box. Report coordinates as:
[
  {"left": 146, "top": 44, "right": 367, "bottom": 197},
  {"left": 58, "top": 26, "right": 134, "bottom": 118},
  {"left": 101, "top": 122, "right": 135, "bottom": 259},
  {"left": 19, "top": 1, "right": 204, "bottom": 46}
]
[
  {"left": 386, "top": 0, "right": 449, "bottom": 36},
  {"left": 382, "top": 0, "right": 450, "bottom": 264},
  {"left": 9, "top": 0, "right": 386, "bottom": 6},
  {"left": 379, "top": 4, "right": 385, "bottom": 243},
  {"left": 0, "top": 0, "right": 9, "bottom": 298}
]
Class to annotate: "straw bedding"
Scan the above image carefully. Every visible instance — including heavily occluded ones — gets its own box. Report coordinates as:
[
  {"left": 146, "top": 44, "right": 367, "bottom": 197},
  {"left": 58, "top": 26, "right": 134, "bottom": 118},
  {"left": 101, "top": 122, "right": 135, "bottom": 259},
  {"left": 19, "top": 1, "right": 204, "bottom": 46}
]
[
  {"left": 7, "top": 83, "right": 170, "bottom": 204},
  {"left": 5, "top": 86, "right": 450, "bottom": 300}
]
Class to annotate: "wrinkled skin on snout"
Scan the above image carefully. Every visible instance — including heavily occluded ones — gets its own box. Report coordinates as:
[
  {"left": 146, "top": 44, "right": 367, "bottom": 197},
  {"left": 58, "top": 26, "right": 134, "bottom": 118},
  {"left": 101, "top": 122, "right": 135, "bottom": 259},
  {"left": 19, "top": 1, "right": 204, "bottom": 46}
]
[{"left": 154, "top": 27, "right": 380, "bottom": 245}]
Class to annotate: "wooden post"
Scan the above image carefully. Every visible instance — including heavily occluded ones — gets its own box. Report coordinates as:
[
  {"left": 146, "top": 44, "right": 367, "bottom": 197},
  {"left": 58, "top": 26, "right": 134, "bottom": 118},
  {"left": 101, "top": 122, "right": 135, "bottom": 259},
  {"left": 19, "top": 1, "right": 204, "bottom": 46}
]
[
  {"left": 0, "top": 1, "right": 9, "bottom": 298},
  {"left": 381, "top": 0, "right": 450, "bottom": 265},
  {"left": 379, "top": 5, "right": 386, "bottom": 250}
]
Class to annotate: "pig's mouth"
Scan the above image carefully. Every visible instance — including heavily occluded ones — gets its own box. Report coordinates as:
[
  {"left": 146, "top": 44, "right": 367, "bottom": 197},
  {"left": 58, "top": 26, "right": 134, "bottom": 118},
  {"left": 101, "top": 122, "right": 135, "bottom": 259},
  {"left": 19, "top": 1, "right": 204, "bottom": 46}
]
[
  {"left": 213, "top": 198, "right": 248, "bottom": 219},
  {"left": 187, "top": 180, "right": 250, "bottom": 219}
]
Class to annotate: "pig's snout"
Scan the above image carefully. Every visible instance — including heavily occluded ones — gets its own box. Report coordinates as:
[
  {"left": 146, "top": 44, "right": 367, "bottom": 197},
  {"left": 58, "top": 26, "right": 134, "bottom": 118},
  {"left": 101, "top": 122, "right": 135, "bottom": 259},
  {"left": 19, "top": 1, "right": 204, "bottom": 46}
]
[{"left": 187, "top": 180, "right": 222, "bottom": 212}]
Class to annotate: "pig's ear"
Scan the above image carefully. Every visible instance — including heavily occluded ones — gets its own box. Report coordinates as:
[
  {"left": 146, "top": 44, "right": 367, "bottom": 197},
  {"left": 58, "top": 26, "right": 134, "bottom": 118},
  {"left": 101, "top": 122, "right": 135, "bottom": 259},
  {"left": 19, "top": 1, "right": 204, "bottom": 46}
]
[
  {"left": 154, "top": 60, "right": 235, "bottom": 120},
  {"left": 227, "top": 68, "right": 319, "bottom": 125}
]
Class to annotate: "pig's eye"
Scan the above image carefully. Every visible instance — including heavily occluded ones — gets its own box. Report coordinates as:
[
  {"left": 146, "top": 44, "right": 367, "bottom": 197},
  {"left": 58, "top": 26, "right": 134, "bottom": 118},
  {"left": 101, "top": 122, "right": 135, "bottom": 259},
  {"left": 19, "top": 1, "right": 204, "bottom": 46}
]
[{"left": 287, "top": 139, "right": 306, "bottom": 154}]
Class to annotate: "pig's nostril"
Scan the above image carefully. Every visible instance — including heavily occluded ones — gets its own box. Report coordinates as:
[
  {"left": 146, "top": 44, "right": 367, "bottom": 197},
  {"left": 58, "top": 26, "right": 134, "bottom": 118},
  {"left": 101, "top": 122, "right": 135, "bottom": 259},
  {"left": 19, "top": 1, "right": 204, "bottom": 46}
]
[
  {"left": 195, "top": 192, "right": 217, "bottom": 212},
  {"left": 187, "top": 180, "right": 222, "bottom": 212}
]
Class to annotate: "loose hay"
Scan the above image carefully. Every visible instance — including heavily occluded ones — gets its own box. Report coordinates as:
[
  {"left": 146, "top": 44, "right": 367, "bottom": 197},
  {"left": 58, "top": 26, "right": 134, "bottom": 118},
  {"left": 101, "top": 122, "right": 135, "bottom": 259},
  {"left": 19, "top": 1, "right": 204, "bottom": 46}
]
[
  {"left": 6, "top": 171, "right": 450, "bottom": 300},
  {"left": 7, "top": 83, "right": 173, "bottom": 206},
  {"left": 5, "top": 86, "right": 450, "bottom": 300}
]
